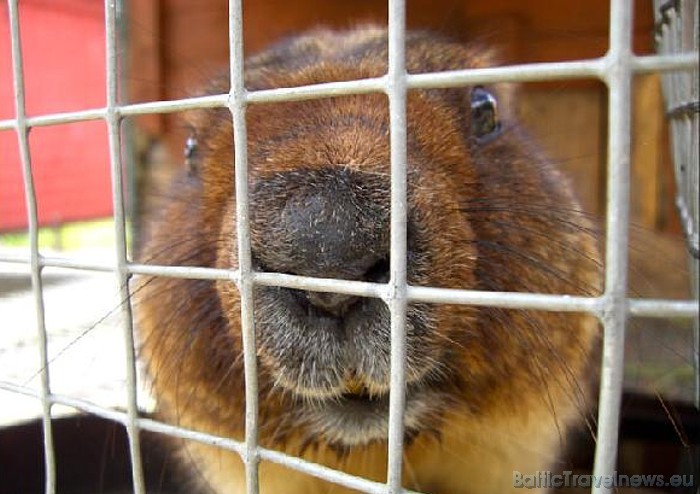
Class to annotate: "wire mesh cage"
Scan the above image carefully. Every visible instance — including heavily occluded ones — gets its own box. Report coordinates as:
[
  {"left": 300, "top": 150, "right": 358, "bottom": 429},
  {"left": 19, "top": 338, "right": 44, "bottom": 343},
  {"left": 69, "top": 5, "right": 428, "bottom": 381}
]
[
  {"left": 654, "top": 0, "right": 700, "bottom": 407},
  {"left": 0, "top": 1, "right": 699, "bottom": 493}
]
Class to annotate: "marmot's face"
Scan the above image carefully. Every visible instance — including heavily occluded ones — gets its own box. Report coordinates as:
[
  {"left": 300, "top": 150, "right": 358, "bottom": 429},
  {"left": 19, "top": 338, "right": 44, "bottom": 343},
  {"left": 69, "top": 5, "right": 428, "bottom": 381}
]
[{"left": 142, "top": 29, "right": 598, "bottom": 457}]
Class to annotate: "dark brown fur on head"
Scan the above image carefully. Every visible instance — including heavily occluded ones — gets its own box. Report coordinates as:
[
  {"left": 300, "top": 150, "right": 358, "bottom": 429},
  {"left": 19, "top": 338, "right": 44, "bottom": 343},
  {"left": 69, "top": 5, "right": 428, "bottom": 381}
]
[{"left": 136, "top": 27, "right": 601, "bottom": 493}]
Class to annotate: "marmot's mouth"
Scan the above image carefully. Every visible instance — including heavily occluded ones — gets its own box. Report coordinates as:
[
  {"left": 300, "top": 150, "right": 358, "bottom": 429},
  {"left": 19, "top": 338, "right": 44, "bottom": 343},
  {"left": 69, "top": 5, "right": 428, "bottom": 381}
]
[{"left": 299, "top": 383, "right": 441, "bottom": 447}]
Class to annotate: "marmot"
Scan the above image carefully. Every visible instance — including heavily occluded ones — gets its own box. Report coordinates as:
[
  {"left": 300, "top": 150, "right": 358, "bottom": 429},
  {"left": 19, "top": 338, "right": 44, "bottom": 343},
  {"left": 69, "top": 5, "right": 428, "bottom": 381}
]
[{"left": 136, "top": 27, "right": 601, "bottom": 494}]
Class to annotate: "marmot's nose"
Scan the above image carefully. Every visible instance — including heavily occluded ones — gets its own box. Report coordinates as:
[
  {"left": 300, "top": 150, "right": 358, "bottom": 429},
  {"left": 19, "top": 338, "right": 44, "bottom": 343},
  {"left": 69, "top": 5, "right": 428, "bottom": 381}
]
[{"left": 250, "top": 168, "right": 390, "bottom": 282}]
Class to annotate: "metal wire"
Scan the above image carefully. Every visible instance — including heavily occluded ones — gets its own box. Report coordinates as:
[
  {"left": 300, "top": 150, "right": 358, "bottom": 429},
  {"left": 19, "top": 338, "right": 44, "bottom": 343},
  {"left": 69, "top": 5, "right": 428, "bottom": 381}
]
[
  {"left": 385, "top": 0, "right": 409, "bottom": 491},
  {"left": 654, "top": 0, "right": 700, "bottom": 408},
  {"left": 2, "top": 250, "right": 698, "bottom": 316},
  {"left": 5, "top": 1, "right": 56, "bottom": 492},
  {"left": 104, "top": 1, "right": 146, "bottom": 492},
  {"left": 1, "top": 54, "right": 697, "bottom": 133},
  {"left": 1, "top": 0, "right": 699, "bottom": 493},
  {"left": 592, "top": 2, "right": 634, "bottom": 492},
  {"left": 227, "top": 0, "right": 261, "bottom": 492}
]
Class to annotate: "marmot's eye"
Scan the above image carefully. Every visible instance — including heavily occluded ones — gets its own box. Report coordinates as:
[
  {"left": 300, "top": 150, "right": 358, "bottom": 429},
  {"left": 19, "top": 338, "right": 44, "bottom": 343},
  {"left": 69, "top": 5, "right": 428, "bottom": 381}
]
[
  {"left": 184, "top": 132, "right": 198, "bottom": 175},
  {"left": 470, "top": 86, "right": 501, "bottom": 140}
]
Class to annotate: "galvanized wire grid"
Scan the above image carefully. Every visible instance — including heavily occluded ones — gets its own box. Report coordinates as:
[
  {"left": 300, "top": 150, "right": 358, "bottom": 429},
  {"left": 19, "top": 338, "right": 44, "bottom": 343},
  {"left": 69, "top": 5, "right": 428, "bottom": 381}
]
[
  {"left": 654, "top": 0, "right": 700, "bottom": 408},
  {"left": 0, "top": 1, "right": 699, "bottom": 494}
]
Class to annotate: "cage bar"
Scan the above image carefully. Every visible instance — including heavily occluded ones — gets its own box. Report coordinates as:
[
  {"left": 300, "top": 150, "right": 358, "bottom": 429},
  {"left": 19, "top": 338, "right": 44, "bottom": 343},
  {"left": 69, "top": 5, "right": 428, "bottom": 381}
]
[
  {"left": 591, "top": 1, "right": 634, "bottom": 493},
  {"left": 6, "top": 1, "right": 57, "bottom": 492},
  {"left": 4, "top": 246, "right": 698, "bottom": 321},
  {"left": 385, "top": 0, "right": 410, "bottom": 492},
  {"left": 654, "top": 0, "right": 700, "bottom": 408},
  {"left": 0, "top": 53, "right": 697, "bottom": 136},
  {"left": 227, "top": 0, "right": 261, "bottom": 492},
  {"left": 103, "top": 1, "right": 146, "bottom": 493}
]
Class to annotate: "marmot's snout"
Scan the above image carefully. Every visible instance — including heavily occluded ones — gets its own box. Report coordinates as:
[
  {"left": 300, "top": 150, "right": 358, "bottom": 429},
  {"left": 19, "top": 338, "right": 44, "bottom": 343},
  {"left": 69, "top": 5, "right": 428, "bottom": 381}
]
[{"left": 246, "top": 169, "right": 442, "bottom": 405}]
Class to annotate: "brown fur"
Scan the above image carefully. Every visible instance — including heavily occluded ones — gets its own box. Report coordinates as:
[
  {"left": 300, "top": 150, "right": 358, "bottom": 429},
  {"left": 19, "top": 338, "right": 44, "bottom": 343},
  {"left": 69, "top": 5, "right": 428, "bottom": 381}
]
[{"left": 136, "top": 27, "right": 601, "bottom": 493}]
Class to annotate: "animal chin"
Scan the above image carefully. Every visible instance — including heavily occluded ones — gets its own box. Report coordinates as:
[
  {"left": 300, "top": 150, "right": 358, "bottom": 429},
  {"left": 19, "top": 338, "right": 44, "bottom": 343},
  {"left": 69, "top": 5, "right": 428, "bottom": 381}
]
[{"left": 252, "top": 284, "right": 445, "bottom": 446}]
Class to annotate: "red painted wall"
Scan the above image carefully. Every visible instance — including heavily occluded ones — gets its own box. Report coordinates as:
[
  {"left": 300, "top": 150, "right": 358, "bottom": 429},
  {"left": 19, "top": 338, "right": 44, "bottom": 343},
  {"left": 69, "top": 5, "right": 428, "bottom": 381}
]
[{"left": 0, "top": 0, "right": 111, "bottom": 231}]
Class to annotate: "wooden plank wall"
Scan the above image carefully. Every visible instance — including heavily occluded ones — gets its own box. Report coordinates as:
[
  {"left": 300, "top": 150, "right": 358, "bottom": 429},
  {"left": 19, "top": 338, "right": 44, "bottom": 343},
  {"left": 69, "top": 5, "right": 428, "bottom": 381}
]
[{"left": 126, "top": 0, "right": 679, "bottom": 234}]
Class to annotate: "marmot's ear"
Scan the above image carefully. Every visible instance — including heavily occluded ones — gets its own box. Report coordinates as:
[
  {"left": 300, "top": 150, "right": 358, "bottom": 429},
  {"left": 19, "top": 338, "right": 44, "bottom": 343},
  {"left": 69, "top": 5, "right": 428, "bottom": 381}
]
[{"left": 459, "top": 41, "right": 517, "bottom": 125}]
